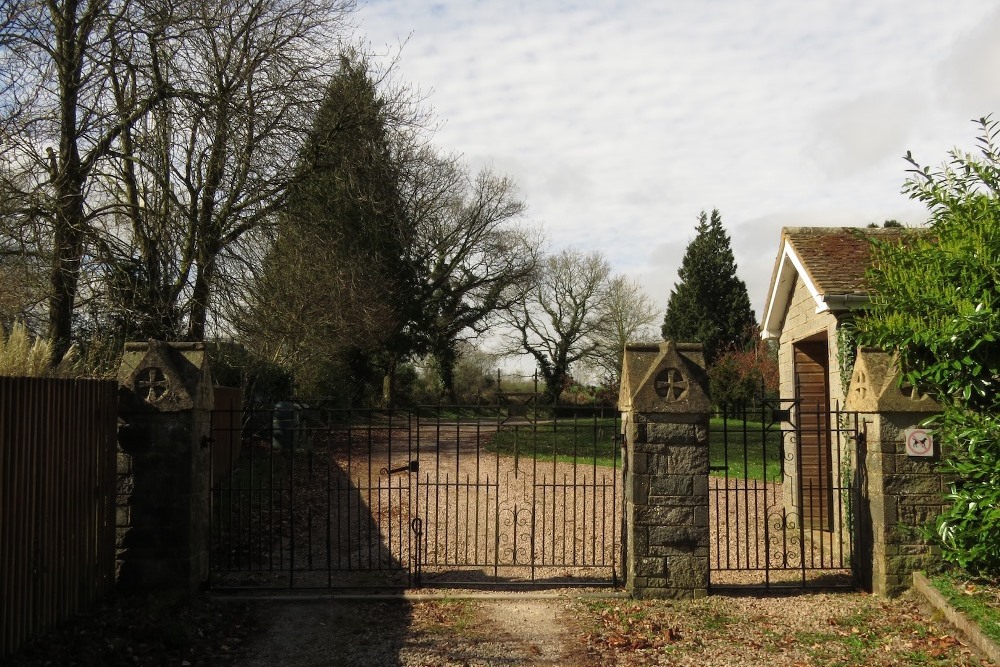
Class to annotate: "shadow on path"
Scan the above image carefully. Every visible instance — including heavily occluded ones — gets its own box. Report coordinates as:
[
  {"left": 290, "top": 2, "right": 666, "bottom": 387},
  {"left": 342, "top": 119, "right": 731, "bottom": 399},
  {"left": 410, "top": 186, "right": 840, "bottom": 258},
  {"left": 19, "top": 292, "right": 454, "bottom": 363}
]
[{"left": 242, "top": 599, "right": 412, "bottom": 667}]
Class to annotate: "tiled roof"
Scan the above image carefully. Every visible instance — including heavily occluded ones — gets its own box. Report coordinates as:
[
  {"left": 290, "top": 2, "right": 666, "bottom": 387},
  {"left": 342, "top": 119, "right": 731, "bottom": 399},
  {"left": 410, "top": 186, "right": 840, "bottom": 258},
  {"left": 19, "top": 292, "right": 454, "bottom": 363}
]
[
  {"left": 782, "top": 226, "right": 915, "bottom": 295},
  {"left": 760, "top": 225, "right": 926, "bottom": 339}
]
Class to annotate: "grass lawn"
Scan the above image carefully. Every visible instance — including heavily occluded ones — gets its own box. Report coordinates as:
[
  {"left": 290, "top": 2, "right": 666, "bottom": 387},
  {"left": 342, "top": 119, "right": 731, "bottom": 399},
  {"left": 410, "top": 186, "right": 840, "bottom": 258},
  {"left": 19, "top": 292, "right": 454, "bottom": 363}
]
[
  {"left": 488, "top": 416, "right": 621, "bottom": 467},
  {"left": 709, "top": 416, "right": 783, "bottom": 482},
  {"left": 930, "top": 571, "right": 1000, "bottom": 647},
  {"left": 486, "top": 414, "right": 784, "bottom": 482}
]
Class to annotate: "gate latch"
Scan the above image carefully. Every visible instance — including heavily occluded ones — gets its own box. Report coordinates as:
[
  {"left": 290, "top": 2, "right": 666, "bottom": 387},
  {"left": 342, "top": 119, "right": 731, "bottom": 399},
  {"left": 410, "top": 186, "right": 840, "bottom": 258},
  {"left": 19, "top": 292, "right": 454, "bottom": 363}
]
[{"left": 380, "top": 460, "right": 419, "bottom": 476}]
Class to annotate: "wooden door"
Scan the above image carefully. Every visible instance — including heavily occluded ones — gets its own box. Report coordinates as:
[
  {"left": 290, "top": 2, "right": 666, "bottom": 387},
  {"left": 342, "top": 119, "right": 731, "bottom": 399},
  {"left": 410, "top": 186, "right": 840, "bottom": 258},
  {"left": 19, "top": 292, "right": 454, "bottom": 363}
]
[{"left": 793, "top": 341, "right": 833, "bottom": 531}]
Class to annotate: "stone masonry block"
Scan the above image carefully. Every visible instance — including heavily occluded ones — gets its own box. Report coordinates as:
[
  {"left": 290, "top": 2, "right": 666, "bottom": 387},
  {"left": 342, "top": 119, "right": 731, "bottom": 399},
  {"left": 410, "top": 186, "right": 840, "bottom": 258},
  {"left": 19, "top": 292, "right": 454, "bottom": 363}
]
[
  {"left": 647, "top": 422, "right": 698, "bottom": 445},
  {"left": 665, "top": 555, "right": 709, "bottom": 590},
  {"left": 637, "top": 557, "right": 667, "bottom": 578},
  {"left": 630, "top": 525, "right": 649, "bottom": 554},
  {"left": 892, "top": 454, "right": 940, "bottom": 477},
  {"left": 898, "top": 543, "right": 935, "bottom": 556},
  {"left": 635, "top": 505, "right": 694, "bottom": 526},
  {"left": 896, "top": 502, "right": 943, "bottom": 529},
  {"left": 650, "top": 525, "right": 708, "bottom": 550},
  {"left": 639, "top": 578, "right": 669, "bottom": 589},
  {"left": 628, "top": 474, "right": 650, "bottom": 504},
  {"left": 643, "top": 453, "right": 671, "bottom": 476},
  {"left": 884, "top": 474, "right": 941, "bottom": 496},
  {"left": 631, "top": 452, "right": 650, "bottom": 475},
  {"left": 649, "top": 545, "right": 709, "bottom": 558},
  {"left": 648, "top": 509, "right": 694, "bottom": 535},
  {"left": 666, "top": 445, "right": 709, "bottom": 474},
  {"left": 650, "top": 475, "right": 693, "bottom": 497},
  {"left": 693, "top": 505, "right": 709, "bottom": 527}
]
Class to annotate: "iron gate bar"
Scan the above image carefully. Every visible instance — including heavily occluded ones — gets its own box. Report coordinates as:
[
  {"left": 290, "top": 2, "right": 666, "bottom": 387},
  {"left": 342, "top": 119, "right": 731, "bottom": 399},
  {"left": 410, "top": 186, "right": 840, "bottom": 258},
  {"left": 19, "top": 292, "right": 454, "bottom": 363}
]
[
  {"left": 208, "top": 403, "right": 621, "bottom": 590},
  {"left": 709, "top": 398, "right": 860, "bottom": 591}
]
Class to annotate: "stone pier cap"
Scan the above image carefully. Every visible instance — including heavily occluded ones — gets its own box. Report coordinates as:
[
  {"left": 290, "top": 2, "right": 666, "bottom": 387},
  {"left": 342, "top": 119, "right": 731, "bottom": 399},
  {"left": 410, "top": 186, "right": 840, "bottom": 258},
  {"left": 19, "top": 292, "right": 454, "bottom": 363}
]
[{"left": 619, "top": 341, "right": 711, "bottom": 415}]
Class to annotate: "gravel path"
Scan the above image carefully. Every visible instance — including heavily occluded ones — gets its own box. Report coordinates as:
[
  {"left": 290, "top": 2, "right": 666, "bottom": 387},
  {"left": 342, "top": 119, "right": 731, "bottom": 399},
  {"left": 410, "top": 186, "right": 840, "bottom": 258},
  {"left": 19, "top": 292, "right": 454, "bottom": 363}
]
[{"left": 238, "top": 590, "right": 988, "bottom": 667}]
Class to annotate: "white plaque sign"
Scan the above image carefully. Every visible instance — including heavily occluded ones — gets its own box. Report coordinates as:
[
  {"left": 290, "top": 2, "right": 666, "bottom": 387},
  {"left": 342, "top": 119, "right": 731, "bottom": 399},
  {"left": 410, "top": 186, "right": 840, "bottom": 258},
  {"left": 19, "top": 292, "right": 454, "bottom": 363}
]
[{"left": 905, "top": 428, "right": 934, "bottom": 458}]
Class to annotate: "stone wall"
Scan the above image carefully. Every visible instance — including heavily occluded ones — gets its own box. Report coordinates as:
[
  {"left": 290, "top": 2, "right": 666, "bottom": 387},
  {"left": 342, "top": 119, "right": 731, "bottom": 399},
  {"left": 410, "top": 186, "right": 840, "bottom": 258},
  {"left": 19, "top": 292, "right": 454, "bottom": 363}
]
[
  {"left": 777, "top": 275, "right": 842, "bottom": 404},
  {"left": 619, "top": 341, "right": 710, "bottom": 599},
  {"left": 846, "top": 349, "right": 946, "bottom": 596}
]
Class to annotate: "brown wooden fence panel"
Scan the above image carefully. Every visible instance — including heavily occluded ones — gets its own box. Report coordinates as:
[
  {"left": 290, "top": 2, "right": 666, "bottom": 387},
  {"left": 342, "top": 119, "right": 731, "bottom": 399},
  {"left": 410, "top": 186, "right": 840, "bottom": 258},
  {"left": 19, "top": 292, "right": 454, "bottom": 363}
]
[
  {"left": 211, "top": 386, "right": 243, "bottom": 482},
  {"left": 1, "top": 376, "right": 118, "bottom": 659}
]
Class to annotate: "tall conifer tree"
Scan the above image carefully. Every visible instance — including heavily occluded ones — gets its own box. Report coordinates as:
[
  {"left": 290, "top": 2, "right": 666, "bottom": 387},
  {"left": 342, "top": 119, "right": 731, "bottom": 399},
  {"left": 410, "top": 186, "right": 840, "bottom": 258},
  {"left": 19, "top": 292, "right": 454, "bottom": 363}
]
[
  {"left": 661, "top": 209, "right": 755, "bottom": 363},
  {"left": 238, "top": 52, "right": 416, "bottom": 401}
]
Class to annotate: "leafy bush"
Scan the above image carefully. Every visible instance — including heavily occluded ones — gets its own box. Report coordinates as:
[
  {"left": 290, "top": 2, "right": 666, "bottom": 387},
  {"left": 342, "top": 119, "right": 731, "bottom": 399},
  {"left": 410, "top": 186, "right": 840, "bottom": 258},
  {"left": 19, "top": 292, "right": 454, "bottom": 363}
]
[
  {"left": 856, "top": 116, "right": 1000, "bottom": 575},
  {"left": 933, "top": 411, "right": 1000, "bottom": 574},
  {"left": 708, "top": 338, "right": 778, "bottom": 415}
]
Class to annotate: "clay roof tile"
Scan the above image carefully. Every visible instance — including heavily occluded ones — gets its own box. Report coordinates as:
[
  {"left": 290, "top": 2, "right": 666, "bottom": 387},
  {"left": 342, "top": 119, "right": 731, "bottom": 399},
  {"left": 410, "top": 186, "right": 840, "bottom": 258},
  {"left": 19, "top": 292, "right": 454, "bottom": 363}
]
[{"left": 782, "top": 226, "right": 916, "bottom": 295}]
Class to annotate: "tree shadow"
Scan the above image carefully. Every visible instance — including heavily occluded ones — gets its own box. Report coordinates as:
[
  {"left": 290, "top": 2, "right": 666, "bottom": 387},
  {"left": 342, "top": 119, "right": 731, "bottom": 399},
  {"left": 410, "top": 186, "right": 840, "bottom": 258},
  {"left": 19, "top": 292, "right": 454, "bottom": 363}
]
[{"left": 209, "top": 406, "right": 416, "bottom": 665}]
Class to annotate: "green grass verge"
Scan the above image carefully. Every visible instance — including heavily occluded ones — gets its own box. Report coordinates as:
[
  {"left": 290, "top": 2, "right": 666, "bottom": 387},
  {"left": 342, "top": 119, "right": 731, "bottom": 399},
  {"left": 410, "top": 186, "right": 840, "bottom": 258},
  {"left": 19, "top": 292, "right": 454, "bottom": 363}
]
[
  {"left": 488, "top": 417, "right": 621, "bottom": 467},
  {"left": 709, "top": 417, "right": 783, "bottom": 483},
  {"left": 930, "top": 572, "right": 1000, "bottom": 647},
  {"left": 486, "top": 415, "right": 784, "bottom": 482}
]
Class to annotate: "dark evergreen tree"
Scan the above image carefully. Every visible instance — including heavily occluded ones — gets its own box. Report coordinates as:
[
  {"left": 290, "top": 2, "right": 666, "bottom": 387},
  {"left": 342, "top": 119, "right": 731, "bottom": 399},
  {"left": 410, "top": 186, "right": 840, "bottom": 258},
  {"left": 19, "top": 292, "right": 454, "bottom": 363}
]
[
  {"left": 237, "top": 52, "right": 418, "bottom": 403},
  {"left": 661, "top": 209, "right": 756, "bottom": 363}
]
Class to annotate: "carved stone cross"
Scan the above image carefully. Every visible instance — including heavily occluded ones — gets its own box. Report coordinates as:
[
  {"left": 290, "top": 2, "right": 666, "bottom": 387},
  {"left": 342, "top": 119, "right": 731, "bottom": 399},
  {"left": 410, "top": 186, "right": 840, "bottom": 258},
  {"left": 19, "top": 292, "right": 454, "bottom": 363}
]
[
  {"left": 654, "top": 368, "right": 688, "bottom": 402},
  {"left": 136, "top": 367, "right": 169, "bottom": 401}
]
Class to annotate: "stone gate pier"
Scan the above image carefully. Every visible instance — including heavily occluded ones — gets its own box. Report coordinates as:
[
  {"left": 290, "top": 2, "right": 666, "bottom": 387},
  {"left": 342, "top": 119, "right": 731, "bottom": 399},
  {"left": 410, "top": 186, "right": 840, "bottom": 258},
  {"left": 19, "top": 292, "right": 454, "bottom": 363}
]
[
  {"left": 116, "top": 341, "right": 214, "bottom": 591},
  {"left": 846, "top": 348, "right": 946, "bottom": 597},
  {"left": 619, "top": 341, "right": 711, "bottom": 599}
]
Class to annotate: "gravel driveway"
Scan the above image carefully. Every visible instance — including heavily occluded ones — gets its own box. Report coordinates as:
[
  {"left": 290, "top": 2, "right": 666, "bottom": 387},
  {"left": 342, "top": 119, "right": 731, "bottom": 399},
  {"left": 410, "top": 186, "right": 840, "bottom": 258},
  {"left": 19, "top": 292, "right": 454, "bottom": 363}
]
[{"left": 238, "top": 589, "right": 989, "bottom": 666}]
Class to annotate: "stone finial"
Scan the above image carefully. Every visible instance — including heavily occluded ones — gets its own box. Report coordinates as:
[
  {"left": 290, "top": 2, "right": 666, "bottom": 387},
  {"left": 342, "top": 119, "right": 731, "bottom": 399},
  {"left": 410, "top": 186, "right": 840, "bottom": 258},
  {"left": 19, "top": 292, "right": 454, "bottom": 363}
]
[
  {"left": 619, "top": 341, "right": 711, "bottom": 414},
  {"left": 118, "top": 340, "right": 214, "bottom": 412},
  {"left": 844, "top": 348, "right": 941, "bottom": 413}
]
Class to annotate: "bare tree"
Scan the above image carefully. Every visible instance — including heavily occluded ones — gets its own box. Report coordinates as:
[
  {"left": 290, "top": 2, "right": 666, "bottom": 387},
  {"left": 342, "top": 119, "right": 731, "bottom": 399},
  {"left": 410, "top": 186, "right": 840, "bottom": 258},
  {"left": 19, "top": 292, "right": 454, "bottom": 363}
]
[
  {"left": 406, "top": 151, "right": 540, "bottom": 401},
  {"left": 0, "top": 0, "right": 180, "bottom": 357},
  {"left": 502, "top": 248, "right": 611, "bottom": 403},
  {"left": 588, "top": 274, "right": 659, "bottom": 388},
  {"left": 100, "top": 0, "right": 355, "bottom": 341},
  {"left": 0, "top": 0, "right": 356, "bottom": 358}
]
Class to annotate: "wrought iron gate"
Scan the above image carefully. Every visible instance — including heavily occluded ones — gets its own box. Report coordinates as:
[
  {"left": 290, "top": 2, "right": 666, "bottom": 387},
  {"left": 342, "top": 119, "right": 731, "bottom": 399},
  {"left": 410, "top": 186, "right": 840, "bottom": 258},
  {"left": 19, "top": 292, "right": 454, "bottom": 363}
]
[
  {"left": 708, "top": 399, "right": 863, "bottom": 590},
  {"left": 208, "top": 404, "right": 622, "bottom": 590}
]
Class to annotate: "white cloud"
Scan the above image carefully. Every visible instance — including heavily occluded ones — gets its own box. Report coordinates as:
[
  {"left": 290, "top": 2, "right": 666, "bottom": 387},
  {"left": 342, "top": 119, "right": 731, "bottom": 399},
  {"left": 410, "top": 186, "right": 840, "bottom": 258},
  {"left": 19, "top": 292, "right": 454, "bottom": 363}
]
[{"left": 358, "top": 0, "right": 999, "bottom": 315}]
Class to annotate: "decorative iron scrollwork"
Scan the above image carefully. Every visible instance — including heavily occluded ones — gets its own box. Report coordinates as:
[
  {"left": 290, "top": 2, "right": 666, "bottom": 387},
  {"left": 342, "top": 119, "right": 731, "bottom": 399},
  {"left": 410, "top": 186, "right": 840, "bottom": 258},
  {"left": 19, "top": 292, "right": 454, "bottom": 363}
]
[
  {"left": 767, "top": 509, "right": 802, "bottom": 568},
  {"left": 497, "top": 505, "right": 532, "bottom": 565}
]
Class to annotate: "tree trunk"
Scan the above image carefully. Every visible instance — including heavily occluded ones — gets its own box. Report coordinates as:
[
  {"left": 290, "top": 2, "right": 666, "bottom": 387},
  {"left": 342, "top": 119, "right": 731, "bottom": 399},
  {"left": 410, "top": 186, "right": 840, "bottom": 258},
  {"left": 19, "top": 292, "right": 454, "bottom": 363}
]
[
  {"left": 188, "top": 253, "right": 215, "bottom": 340},
  {"left": 47, "top": 193, "right": 84, "bottom": 361},
  {"left": 47, "top": 5, "right": 87, "bottom": 362},
  {"left": 381, "top": 356, "right": 398, "bottom": 408}
]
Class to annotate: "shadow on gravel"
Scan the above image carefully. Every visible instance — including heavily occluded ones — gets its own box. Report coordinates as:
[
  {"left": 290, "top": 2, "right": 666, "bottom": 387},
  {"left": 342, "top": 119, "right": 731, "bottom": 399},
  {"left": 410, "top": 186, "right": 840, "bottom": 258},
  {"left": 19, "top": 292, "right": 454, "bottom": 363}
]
[
  {"left": 232, "top": 439, "right": 416, "bottom": 666},
  {"left": 243, "top": 598, "right": 412, "bottom": 667}
]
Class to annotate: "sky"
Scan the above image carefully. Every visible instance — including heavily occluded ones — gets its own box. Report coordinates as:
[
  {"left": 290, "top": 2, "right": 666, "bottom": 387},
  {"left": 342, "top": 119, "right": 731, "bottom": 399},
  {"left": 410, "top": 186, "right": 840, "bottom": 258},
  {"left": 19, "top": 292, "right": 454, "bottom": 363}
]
[{"left": 354, "top": 0, "right": 1000, "bottom": 322}]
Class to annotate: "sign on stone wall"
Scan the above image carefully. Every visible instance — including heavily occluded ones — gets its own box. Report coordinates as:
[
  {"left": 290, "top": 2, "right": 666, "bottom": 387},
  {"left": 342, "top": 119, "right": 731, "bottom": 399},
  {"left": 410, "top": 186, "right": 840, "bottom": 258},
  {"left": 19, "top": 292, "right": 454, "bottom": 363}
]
[{"left": 904, "top": 428, "right": 935, "bottom": 458}]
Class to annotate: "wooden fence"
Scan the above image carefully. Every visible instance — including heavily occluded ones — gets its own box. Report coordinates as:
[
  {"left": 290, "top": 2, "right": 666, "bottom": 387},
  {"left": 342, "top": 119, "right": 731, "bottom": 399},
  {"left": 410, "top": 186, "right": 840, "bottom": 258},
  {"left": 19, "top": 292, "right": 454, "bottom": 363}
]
[
  {"left": 1, "top": 376, "right": 119, "bottom": 659},
  {"left": 211, "top": 386, "right": 243, "bottom": 482}
]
